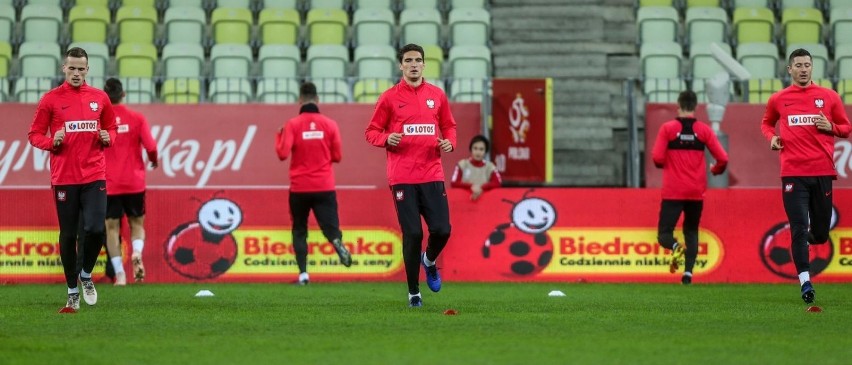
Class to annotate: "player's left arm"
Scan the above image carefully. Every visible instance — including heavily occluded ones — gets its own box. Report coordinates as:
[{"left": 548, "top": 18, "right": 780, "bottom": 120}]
[
  {"left": 650, "top": 122, "right": 670, "bottom": 168},
  {"left": 437, "top": 92, "right": 456, "bottom": 152},
  {"left": 138, "top": 115, "right": 159, "bottom": 165},
  {"left": 701, "top": 123, "right": 728, "bottom": 175},
  {"left": 99, "top": 96, "right": 118, "bottom": 146},
  {"left": 330, "top": 120, "right": 342, "bottom": 163},
  {"left": 828, "top": 92, "right": 851, "bottom": 138},
  {"left": 275, "top": 120, "right": 295, "bottom": 161}
]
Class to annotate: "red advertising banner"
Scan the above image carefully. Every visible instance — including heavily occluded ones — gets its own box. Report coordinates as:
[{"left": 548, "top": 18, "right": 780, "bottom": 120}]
[
  {"left": 645, "top": 103, "right": 852, "bottom": 188},
  {"left": 0, "top": 103, "right": 481, "bottom": 189},
  {"left": 2, "top": 188, "right": 851, "bottom": 284},
  {"left": 491, "top": 79, "right": 553, "bottom": 183}
]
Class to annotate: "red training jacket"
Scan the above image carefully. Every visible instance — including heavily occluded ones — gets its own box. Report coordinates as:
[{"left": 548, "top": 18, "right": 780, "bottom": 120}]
[
  {"left": 105, "top": 104, "right": 158, "bottom": 195},
  {"left": 27, "top": 82, "right": 117, "bottom": 186},
  {"left": 651, "top": 116, "right": 728, "bottom": 200},
  {"left": 761, "top": 82, "right": 851, "bottom": 177},
  {"left": 275, "top": 105, "right": 342, "bottom": 192},
  {"left": 365, "top": 79, "right": 457, "bottom": 186}
]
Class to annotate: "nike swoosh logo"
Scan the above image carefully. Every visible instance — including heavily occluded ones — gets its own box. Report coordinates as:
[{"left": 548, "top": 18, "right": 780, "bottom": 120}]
[
  {"left": 784, "top": 103, "right": 794, "bottom": 107},
  {"left": 398, "top": 104, "right": 407, "bottom": 108},
  {"left": 826, "top": 191, "right": 832, "bottom": 196},
  {"left": 99, "top": 187, "right": 106, "bottom": 191},
  {"left": 61, "top": 105, "right": 70, "bottom": 109}
]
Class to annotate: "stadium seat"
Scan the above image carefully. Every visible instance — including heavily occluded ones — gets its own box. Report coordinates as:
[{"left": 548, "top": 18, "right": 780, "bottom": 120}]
[
  {"left": 258, "top": 8, "right": 300, "bottom": 45},
  {"left": 21, "top": 4, "right": 63, "bottom": 43},
  {"left": 257, "top": 78, "right": 300, "bottom": 103},
  {"left": 834, "top": 43, "right": 852, "bottom": 79},
  {"left": 353, "top": 0, "right": 395, "bottom": 10},
  {"left": 164, "top": 6, "right": 207, "bottom": 45},
  {"left": 450, "top": 78, "right": 487, "bottom": 102},
  {"left": 355, "top": 44, "right": 397, "bottom": 79},
  {"left": 259, "top": 44, "right": 301, "bottom": 77},
  {"left": 76, "top": 0, "right": 109, "bottom": 6},
  {"left": 306, "top": 8, "right": 348, "bottom": 45},
  {"left": 829, "top": 0, "right": 852, "bottom": 11},
  {"left": 307, "top": 44, "right": 349, "bottom": 79},
  {"left": 644, "top": 78, "right": 686, "bottom": 103},
  {"left": 211, "top": 7, "right": 253, "bottom": 44},
  {"left": 162, "top": 43, "right": 206, "bottom": 78},
  {"left": 830, "top": 8, "right": 852, "bottom": 47},
  {"left": 423, "top": 43, "right": 444, "bottom": 80},
  {"left": 689, "top": 42, "right": 733, "bottom": 101},
  {"left": 685, "top": 0, "right": 721, "bottom": 7},
  {"left": 0, "top": 4, "right": 13, "bottom": 44},
  {"left": 210, "top": 43, "right": 253, "bottom": 78},
  {"left": 14, "top": 77, "right": 53, "bottom": 103},
  {"left": 448, "top": 45, "right": 491, "bottom": 80},
  {"left": 18, "top": 42, "right": 61, "bottom": 77},
  {"left": 780, "top": 0, "right": 816, "bottom": 9},
  {"left": 638, "top": 0, "right": 674, "bottom": 6},
  {"left": 731, "top": 0, "right": 770, "bottom": 8},
  {"left": 23, "top": 0, "right": 61, "bottom": 5},
  {"left": 837, "top": 79, "right": 852, "bottom": 102},
  {"left": 308, "top": 0, "right": 347, "bottom": 8},
  {"left": 399, "top": 8, "right": 443, "bottom": 47},
  {"left": 448, "top": 7, "right": 491, "bottom": 47},
  {"left": 353, "top": 78, "right": 392, "bottom": 102},
  {"left": 217, "top": 0, "right": 252, "bottom": 8},
  {"left": 746, "top": 78, "right": 783, "bottom": 103},
  {"left": 812, "top": 78, "right": 833, "bottom": 88},
  {"left": 352, "top": 8, "right": 395, "bottom": 47},
  {"left": 685, "top": 7, "right": 728, "bottom": 46},
  {"left": 449, "top": 0, "right": 489, "bottom": 9},
  {"left": 312, "top": 78, "right": 350, "bottom": 102},
  {"left": 120, "top": 77, "right": 156, "bottom": 103},
  {"left": 115, "top": 43, "right": 158, "bottom": 77},
  {"left": 123, "top": 0, "right": 157, "bottom": 7},
  {"left": 785, "top": 43, "right": 828, "bottom": 78},
  {"left": 261, "top": 0, "right": 298, "bottom": 9},
  {"left": 402, "top": 0, "right": 439, "bottom": 9},
  {"left": 68, "top": 42, "right": 109, "bottom": 78},
  {"left": 169, "top": 0, "right": 205, "bottom": 8},
  {"left": 0, "top": 41, "right": 9, "bottom": 77},
  {"left": 781, "top": 8, "right": 822, "bottom": 46},
  {"left": 639, "top": 41, "right": 682, "bottom": 79},
  {"left": 732, "top": 7, "right": 775, "bottom": 45},
  {"left": 208, "top": 78, "right": 253, "bottom": 103},
  {"left": 69, "top": 5, "right": 111, "bottom": 43},
  {"left": 736, "top": 42, "right": 779, "bottom": 78},
  {"left": 0, "top": 78, "right": 8, "bottom": 101},
  {"left": 637, "top": 6, "right": 679, "bottom": 46},
  {"left": 116, "top": 5, "right": 159, "bottom": 44},
  {"left": 162, "top": 78, "right": 201, "bottom": 103}
]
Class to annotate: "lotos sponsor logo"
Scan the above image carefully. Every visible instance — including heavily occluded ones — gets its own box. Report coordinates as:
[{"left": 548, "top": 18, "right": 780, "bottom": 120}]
[
  {"left": 64, "top": 120, "right": 98, "bottom": 132},
  {"left": 301, "top": 131, "right": 324, "bottom": 140},
  {"left": 787, "top": 114, "right": 819, "bottom": 126},
  {"left": 403, "top": 124, "right": 435, "bottom": 135},
  {"left": 540, "top": 228, "right": 723, "bottom": 275},
  {"left": 151, "top": 125, "right": 256, "bottom": 187}
]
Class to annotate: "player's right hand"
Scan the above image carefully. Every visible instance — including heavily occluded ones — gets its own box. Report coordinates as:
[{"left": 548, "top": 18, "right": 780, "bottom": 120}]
[
  {"left": 770, "top": 135, "right": 783, "bottom": 150},
  {"left": 53, "top": 129, "right": 65, "bottom": 147},
  {"left": 386, "top": 132, "right": 404, "bottom": 147}
]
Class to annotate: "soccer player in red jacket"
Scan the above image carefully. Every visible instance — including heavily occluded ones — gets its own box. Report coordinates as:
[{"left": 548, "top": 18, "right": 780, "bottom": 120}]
[
  {"left": 761, "top": 48, "right": 851, "bottom": 304},
  {"left": 103, "top": 78, "right": 158, "bottom": 286},
  {"left": 27, "top": 47, "right": 117, "bottom": 313},
  {"left": 276, "top": 82, "right": 351, "bottom": 285},
  {"left": 366, "top": 43, "right": 457, "bottom": 307},
  {"left": 651, "top": 90, "right": 728, "bottom": 285}
]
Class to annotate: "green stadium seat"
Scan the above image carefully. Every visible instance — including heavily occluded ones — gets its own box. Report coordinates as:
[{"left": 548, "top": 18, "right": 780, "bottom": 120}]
[
  {"left": 18, "top": 42, "right": 61, "bottom": 77},
  {"left": 0, "top": 41, "right": 9, "bottom": 77},
  {"left": 402, "top": 0, "right": 439, "bottom": 9},
  {"left": 169, "top": 0, "right": 205, "bottom": 7},
  {"left": 731, "top": 0, "right": 770, "bottom": 8},
  {"left": 782, "top": 7, "right": 822, "bottom": 46},
  {"left": 0, "top": 0, "right": 13, "bottom": 5},
  {"left": 637, "top": 6, "right": 679, "bottom": 46},
  {"left": 309, "top": 0, "right": 346, "bottom": 8},
  {"left": 217, "top": 0, "right": 252, "bottom": 7},
  {"left": 354, "top": 44, "right": 396, "bottom": 79},
  {"left": 123, "top": 0, "right": 157, "bottom": 7},
  {"left": 638, "top": 0, "right": 674, "bottom": 6},
  {"left": 210, "top": 43, "right": 253, "bottom": 78},
  {"left": 448, "top": 8, "right": 491, "bottom": 47},
  {"left": 69, "top": 5, "right": 111, "bottom": 43},
  {"left": 212, "top": 7, "right": 253, "bottom": 44},
  {"left": 164, "top": 6, "right": 207, "bottom": 44},
  {"left": 25, "top": 0, "right": 62, "bottom": 5},
  {"left": 258, "top": 8, "right": 301, "bottom": 45},
  {"left": 353, "top": 0, "right": 394, "bottom": 10},
  {"left": 639, "top": 41, "right": 682, "bottom": 79},
  {"left": 736, "top": 42, "right": 779, "bottom": 78},
  {"left": 399, "top": 9, "right": 442, "bottom": 47},
  {"left": 115, "top": 42, "right": 158, "bottom": 77},
  {"left": 162, "top": 42, "right": 205, "bottom": 77},
  {"left": 353, "top": 78, "right": 393, "bottom": 103},
  {"left": 0, "top": 78, "right": 8, "bottom": 101},
  {"left": 162, "top": 78, "right": 201, "bottom": 104},
  {"left": 307, "top": 44, "right": 349, "bottom": 79},
  {"left": 780, "top": 0, "right": 816, "bottom": 9},
  {"left": 785, "top": 43, "right": 828, "bottom": 78},
  {"left": 14, "top": 77, "right": 53, "bottom": 103},
  {"left": 422, "top": 43, "right": 443, "bottom": 80},
  {"left": 449, "top": 78, "right": 486, "bottom": 102},
  {"left": 353, "top": 8, "right": 395, "bottom": 46},
  {"left": 259, "top": 44, "right": 301, "bottom": 77},
  {"left": 120, "top": 77, "right": 156, "bottom": 103},
  {"left": 644, "top": 78, "right": 686, "bottom": 103},
  {"left": 812, "top": 78, "right": 833, "bottom": 88},
  {"left": 257, "top": 78, "right": 300, "bottom": 103},
  {"left": 733, "top": 7, "right": 775, "bottom": 45},
  {"left": 834, "top": 43, "right": 852, "bottom": 78},
  {"left": 830, "top": 8, "right": 852, "bottom": 47},
  {"left": 21, "top": 4, "right": 63, "bottom": 43},
  {"left": 449, "top": 0, "right": 488, "bottom": 9},
  {"left": 685, "top": 0, "right": 721, "bottom": 7},
  {"left": 829, "top": 0, "right": 852, "bottom": 11},
  {"left": 68, "top": 42, "right": 109, "bottom": 77},
  {"left": 306, "top": 8, "right": 348, "bottom": 45},
  {"left": 0, "top": 4, "right": 13, "bottom": 44},
  {"left": 689, "top": 42, "right": 733, "bottom": 102},
  {"left": 312, "top": 78, "right": 350, "bottom": 102},
  {"left": 448, "top": 45, "right": 491, "bottom": 79},
  {"left": 116, "top": 5, "right": 159, "bottom": 44},
  {"left": 261, "top": 0, "right": 298, "bottom": 8},
  {"left": 208, "top": 78, "right": 253, "bottom": 103},
  {"left": 685, "top": 7, "right": 728, "bottom": 46},
  {"left": 837, "top": 79, "right": 852, "bottom": 102},
  {"left": 747, "top": 78, "right": 783, "bottom": 103},
  {"left": 76, "top": 0, "right": 109, "bottom": 6}
]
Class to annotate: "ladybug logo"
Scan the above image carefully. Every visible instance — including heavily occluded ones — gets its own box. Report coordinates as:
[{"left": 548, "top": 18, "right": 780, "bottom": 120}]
[
  {"left": 759, "top": 206, "right": 837, "bottom": 279},
  {"left": 164, "top": 196, "right": 243, "bottom": 280},
  {"left": 482, "top": 190, "right": 556, "bottom": 276}
]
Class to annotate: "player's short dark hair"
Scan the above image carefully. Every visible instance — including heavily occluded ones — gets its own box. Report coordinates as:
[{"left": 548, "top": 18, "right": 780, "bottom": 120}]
[
  {"left": 300, "top": 82, "right": 317, "bottom": 101},
  {"left": 397, "top": 43, "right": 424, "bottom": 63},
  {"left": 469, "top": 134, "right": 490, "bottom": 153},
  {"left": 104, "top": 78, "right": 123, "bottom": 104},
  {"left": 788, "top": 48, "right": 812, "bottom": 66},
  {"left": 678, "top": 90, "right": 697, "bottom": 112},
  {"left": 65, "top": 47, "right": 88, "bottom": 61}
]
